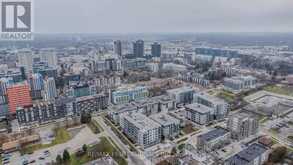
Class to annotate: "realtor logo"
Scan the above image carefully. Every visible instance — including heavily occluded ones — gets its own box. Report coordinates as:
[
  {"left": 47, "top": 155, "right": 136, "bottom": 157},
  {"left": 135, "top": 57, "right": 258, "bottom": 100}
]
[{"left": 0, "top": 0, "right": 33, "bottom": 40}]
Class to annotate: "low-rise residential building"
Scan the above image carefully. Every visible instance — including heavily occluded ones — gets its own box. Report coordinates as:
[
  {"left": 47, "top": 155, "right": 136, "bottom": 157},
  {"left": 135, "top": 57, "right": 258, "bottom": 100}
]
[
  {"left": 197, "top": 127, "right": 230, "bottom": 152},
  {"left": 227, "top": 113, "right": 259, "bottom": 140},
  {"left": 167, "top": 86, "right": 194, "bottom": 105},
  {"left": 120, "top": 113, "right": 161, "bottom": 148},
  {"left": 150, "top": 113, "right": 180, "bottom": 139},
  {"left": 224, "top": 75, "right": 257, "bottom": 93},
  {"left": 224, "top": 143, "right": 269, "bottom": 165},
  {"left": 111, "top": 86, "right": 149, "bottom": 104}
]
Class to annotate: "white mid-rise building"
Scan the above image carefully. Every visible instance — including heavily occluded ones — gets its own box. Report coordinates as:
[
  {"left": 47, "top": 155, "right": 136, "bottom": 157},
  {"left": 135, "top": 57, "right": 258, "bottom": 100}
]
[{"left": 120, "top": 113, "right": 161, "bottom": 148}]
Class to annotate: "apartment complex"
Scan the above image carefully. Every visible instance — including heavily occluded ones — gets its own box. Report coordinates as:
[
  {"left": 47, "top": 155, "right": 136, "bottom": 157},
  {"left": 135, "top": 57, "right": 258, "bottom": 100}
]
[
  {"left": 74, "top": 93, "right": 109, "bottom": 115},
  {"left": 227, "top": 113, "right": 259, "bottom": 140},
  {"left": 108, "top": 95, "right": 176, "bottom": 124},
  {"left": 197, "top": 127, "right": 230, "bottom": 152},
  {"left": 150, "top": 113, "right": 180, "bottom": 139},
  {"left": 7, "top": 82, "right": 32, "bottom": 114},
  {"left": 166, "top": 86, "right": 194, "bottom": 105},
  {"left": 224, "top": 76, "right": 257, "bottom": 93},
  {"left": 111, "top": 86, "right": 149, "bottom": 104},
  {"left": 225, "top": 143, "right": 269, "bottom": 165},
  {"left": 185, "top": 103, "right": 214, "bottom": 125},
  {"left": 16, "top": 93, "right": 108, "bottom": 125},
  {"left": 120, "top": 113, "right": 161, "bottom": 148},
  {"left": 16, "top": 101, "right": 67, "bottom": 125},
  {"left": 193, "top": 92, "right": 229, "bottom": 120}
]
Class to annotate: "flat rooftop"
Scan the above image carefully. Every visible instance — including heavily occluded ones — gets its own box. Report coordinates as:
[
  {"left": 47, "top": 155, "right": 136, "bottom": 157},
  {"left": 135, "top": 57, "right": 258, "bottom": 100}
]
[
  {"left": 150, "top": 113, "right": 180, "bottom": 126},
  {"left": 123, "top": 113, "right": 161, "bottom": 130},
  {"left": 226, "top": 143, "right": 268, "bottom": 165},
  {"left": 109, "top": 103, "right": 137, "bottom": 113},
  {"left": 198, "top": 127, "right": 229, "bottom": 142},
  {"left": 195, "top": 92, "right": 226, "bottom": 104},
  {"left": 167, "top": 86, "right": 193, "bottom": 94},
  {"left": 185, "top": 103, "right": 213, "bottom": 114}
]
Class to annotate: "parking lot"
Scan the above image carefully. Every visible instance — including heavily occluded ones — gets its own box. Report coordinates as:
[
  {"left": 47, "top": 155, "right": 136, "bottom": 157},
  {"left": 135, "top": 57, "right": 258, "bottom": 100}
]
[{"left": 2, "top": 125, "right": 102, "bottom": 165}]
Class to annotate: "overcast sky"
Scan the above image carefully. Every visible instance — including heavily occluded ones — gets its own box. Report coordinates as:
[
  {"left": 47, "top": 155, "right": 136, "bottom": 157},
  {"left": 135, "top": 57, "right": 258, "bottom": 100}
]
[{"left": 34, "top": 0, "right": 293, "bottom": 33}]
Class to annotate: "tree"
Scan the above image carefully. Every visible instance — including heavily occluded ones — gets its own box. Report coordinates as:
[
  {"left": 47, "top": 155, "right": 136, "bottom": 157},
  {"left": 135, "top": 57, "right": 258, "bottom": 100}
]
[
  {"left": 63, "top": 149, "right": 71, "bottom": 162},
  {"left": 82, "top": 144, "right": 88, "bottom": 153},
  {"left": 80, "top": 112, "right": 92, "bottom": 124},
  {"left": 171, "top": 147, "right": 177, "bottom": 155},
  {"left": 268, "top": 146, "right": 287, "bottom": 163},
  {"left": 56, "top": 154, "right": 63, "bottom": 164}
]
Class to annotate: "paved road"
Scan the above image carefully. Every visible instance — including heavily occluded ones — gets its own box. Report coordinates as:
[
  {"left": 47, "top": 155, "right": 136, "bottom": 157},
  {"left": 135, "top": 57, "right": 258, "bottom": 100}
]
[{"left": 93, "top": 116, "right": 148, "bottom": 165}]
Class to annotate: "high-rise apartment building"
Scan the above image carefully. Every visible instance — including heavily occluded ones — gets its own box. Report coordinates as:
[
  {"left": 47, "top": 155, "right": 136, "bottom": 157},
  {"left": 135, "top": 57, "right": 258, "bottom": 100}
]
[
  {"left": 29, "top": 73, "right": 43, "bottom": 99},
  {"left": 133, "top": 40, "right": 144, "bottom": 58},
  {"left": 114, "top": 40, "right": 122, "bottom": 56},
  {"left": 7, "top": 82, "right": 33, "bottom": 114},
  {"left": 17, "top": 49, "right": 34, "bottom": 75},
  {"left": 151, "top": 42, "right": 161, "bottom": 57},
  {"left": 43, "top": 77, "right": 57, "bottom": 101},
  {"left": 227, "top": 113, "right": 259, "bottom": 140},
  {"left": 39, "top": 48, "right": 58, "bottom": 67}
]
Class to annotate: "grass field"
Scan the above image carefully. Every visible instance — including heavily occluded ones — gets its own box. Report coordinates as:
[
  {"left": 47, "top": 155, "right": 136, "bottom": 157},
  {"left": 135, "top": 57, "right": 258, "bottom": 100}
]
[
  {"left": 264, "top": 85, "right": 293, "bottom": 97},
  {"left": 21, "top": 127, "right": 71, "bottom": 154},
  {"left": 69, "top": 136, "right": 127, "bottom": 165},
  {"left": 217, "top": 90, "right": 236, "bottom": 103}
]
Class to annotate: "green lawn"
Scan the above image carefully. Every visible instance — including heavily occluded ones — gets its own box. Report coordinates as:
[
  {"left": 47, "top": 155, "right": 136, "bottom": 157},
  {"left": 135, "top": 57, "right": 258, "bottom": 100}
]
[
  {"left": 264, "top": 85, "right": 293, "bottom": 97},
  {"left": 20, "top": 127, "right": 71, "bottom": 154},
  {"left": 217, "top": 90, "right": 236, "bottom": 103},
  {"left": 72, "top": 137, "right": 127, "bottom": 165}
]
